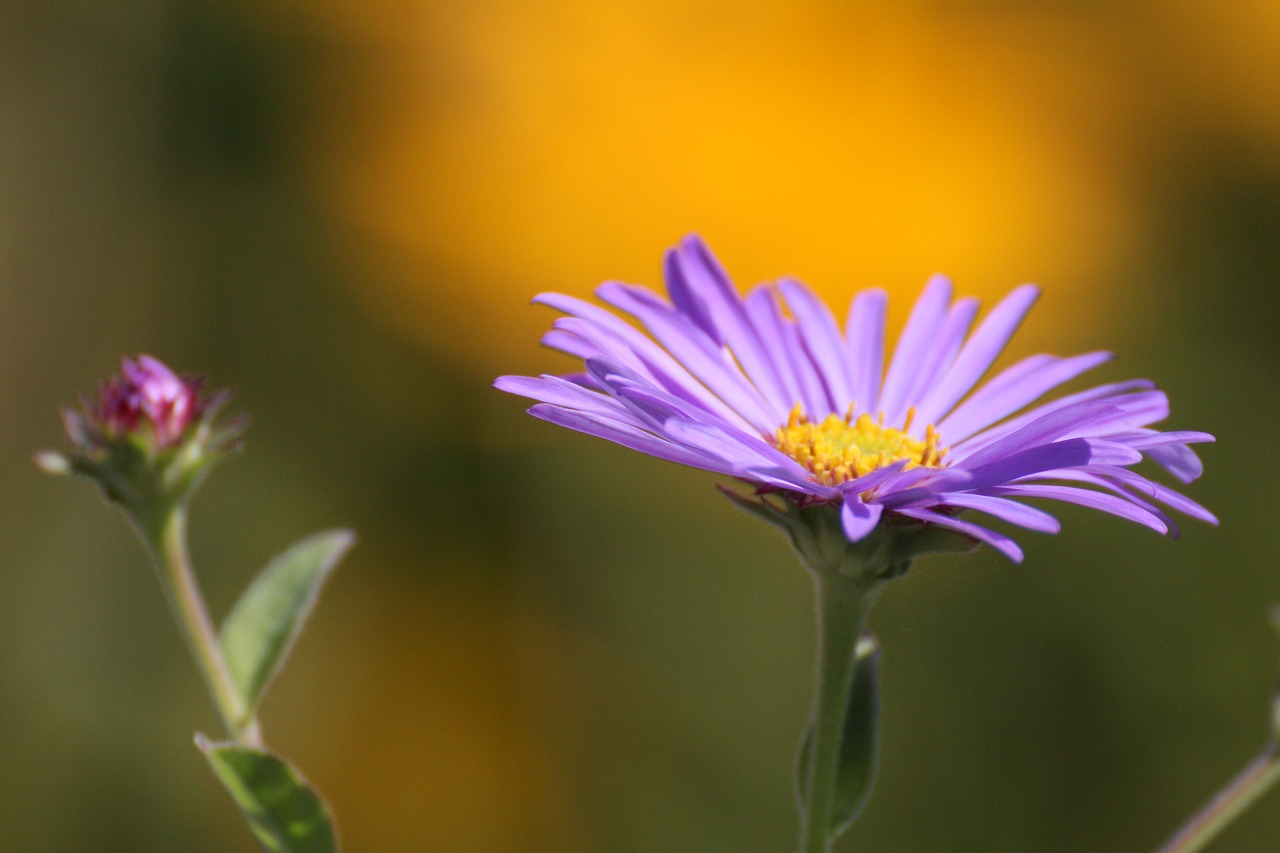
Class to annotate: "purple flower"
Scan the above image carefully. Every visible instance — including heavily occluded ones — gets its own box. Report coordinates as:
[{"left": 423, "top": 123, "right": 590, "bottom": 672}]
[{"left": 496, "top": 235, "right": 1214, "bottom": 562}]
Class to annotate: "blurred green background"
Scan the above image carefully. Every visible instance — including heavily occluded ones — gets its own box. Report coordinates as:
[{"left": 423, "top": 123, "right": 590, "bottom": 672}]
[{"left": 1, "top": 1, "right": 1276, "bottom": 850}]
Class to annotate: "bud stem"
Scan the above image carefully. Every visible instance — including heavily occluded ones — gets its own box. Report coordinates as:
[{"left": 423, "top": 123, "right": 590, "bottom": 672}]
[{"left": 139, "top": 505, "right": 263, "bottom": 748}]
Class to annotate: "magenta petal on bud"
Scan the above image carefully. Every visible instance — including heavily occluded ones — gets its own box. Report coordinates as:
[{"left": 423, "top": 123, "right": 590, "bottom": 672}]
[
  {"left": 43, "top": 356, "right": 245, "bottom": 508},
  {"left": 68, "top": 355, "right": 208, "bottom": 450},
  {"left": 126, "top": 356, "right": 187, "bottom": 407},
  {"left": 114, "top": 355, "right": 204, "bottom": 447}
]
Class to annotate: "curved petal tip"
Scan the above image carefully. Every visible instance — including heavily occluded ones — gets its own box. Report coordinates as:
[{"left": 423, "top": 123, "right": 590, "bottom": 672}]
[{"left": 840, "top": 497, "right": 884, "bottom": 542}]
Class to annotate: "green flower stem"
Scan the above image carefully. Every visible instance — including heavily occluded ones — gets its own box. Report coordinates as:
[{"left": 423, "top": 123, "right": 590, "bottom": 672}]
[
  {"left": 799, "top": 569, "right": 881, "bottom": 853},
  {"left": 139, "top": 504, "right": 263, "bottom": 748},
  {"left": 1157, "top": 743, "right": 1280, "bottom": 853}
]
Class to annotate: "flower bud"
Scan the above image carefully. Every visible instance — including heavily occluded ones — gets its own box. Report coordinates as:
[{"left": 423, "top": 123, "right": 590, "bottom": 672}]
[{"left": 37, "top": 355, "right": 246, "bottom": 513}]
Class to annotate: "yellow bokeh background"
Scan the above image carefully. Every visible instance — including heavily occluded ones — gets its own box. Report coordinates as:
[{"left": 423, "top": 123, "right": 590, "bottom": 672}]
[{"left": 260, "top": 0, "right": 1161, "bottom": 362}]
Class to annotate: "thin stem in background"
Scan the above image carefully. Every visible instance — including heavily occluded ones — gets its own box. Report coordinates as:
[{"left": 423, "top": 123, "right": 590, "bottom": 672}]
[{"left": 1157, "top": 744, "right": 1280, "bottom": 853}]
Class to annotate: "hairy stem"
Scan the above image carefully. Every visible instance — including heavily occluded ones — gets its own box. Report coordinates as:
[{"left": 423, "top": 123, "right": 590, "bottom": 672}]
[
  {"left": 798, "top": 571, "right": 878, "bottom": 853},
  {"left": 140, "top": 505, "right": 262, "bottom": 747}
]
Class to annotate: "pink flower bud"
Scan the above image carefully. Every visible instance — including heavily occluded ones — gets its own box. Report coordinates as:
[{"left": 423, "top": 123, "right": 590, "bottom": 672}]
[
  {"left": 40, "top": 355, "right": 245, "bottom": 508},
  {"left": 90, "top": 355, "right": 205, "bottom": 449}
]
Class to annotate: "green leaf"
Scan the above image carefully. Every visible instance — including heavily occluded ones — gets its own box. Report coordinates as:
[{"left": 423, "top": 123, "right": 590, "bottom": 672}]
[
  {"left": 796, "top": 633, "right": 882, "bottom": 835},
  {"left": 219, "top": 529, "right": 355, "bottom": 713},
  {"left": 197, "top": 735, "right": 336, "bottom": 853}
]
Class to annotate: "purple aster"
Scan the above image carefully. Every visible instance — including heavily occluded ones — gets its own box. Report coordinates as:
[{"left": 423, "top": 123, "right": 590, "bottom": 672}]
[{"left": 496, "top": 235, "right": 1214, "bottom": 562}]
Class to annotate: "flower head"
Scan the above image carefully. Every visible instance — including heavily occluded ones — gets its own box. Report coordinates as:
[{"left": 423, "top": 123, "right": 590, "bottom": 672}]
[
  {"left": 90, "top": 355, "right": 206, "bottom": 449},
  {"left": 38, "top": 355, "right": 245, "bottom": 511},
  {"left": 496, "top": 235, "right": 1215, "bottom": 563}
]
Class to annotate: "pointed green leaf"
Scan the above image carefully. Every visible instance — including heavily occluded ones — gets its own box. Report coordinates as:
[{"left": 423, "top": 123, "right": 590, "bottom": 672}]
[
  {"left": 197, "top": 735, "right": 336, "bottom": 853},
  {"left": 219, "top": 529, "right": 355, "bottom": 713},
  {"left": 795, "top": 633, "right": 882, "bottom": 834}
]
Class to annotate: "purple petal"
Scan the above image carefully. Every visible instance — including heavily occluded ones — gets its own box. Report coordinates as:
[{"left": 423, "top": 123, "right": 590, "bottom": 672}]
[
  {"left": 1043, "top": 466, "right": 1218, "bottom": 525},
  {"left": 841, "top": 497, "right": 884, "bottom": 541},
  {"left": 937, "top": 492, "right": 1062, "bottom": 533},
  {"left": 778, "top": 277, "right": 855, "bottom": 410},
  {"left": 1077, "top": 440, "right": 1144, "bottom": 467},
  {"left": 612, "top": 383, "right": 723, "bottom": 428},
  {"left": 890, "top": 297, "right": 980, "bottom": 431},
  {"left": 1029, "top": 467, "right": 1187, "bottom": 536},
  {"left": 1146, "top": 442, "right": 1205, "bottom": 483},
  {"left": 662, "top": 419, "right": 836, "bottom": 496},
  {"left": 667, "top": 236, "right": 741, "bottom": 340},
  {"left": 551, "top": 317, "right": 750, "bottom": 424},
  {"left": 987, "top": 484, "right": 1169, "bottom": 534},
  {"left": 1109, "top": 430, "right": 1215, "bottom": 450},
  {"left": 783, "top": 314, "right": 837, "bottom": 417},
  {"left": 954, "top": 378, "right": 1155, "bottom": 457},
  {"left": 895, "top": 507, "right": 1025, "bottom": 562},
  {"left": 879, "top": 275, "right": 953, "bottom": 424},
  {"left": 540, "top": 327, "right": 597, "bottom": 361},
  {"left": 953, "top": 400, "right": 1123, "bottom": 469},
  {"left": 845, "top": 288, "right": 888, "bottom": 414},
  {"left": 584, "top": 359, "right": 766, "bottom": 440},
  {"left": 1061, "top": 391, "right": 1170, "bottom": 437},
  {"left": 914, "top": 285, "right": 1041, "bottom": 426},
  {"left": 741, "top": 287, "right": 800, "bottom": 411},
  {"left": 528, "top": 404, "right": 723, "bottom": 471},
  {"left": 495, "top": 374, "right": 633, "bottom": 422},
  {"left": 838, "top": 459, "right": 912, "bottom": 496},
  {"left": 1099, "top": 486, "right": 1180, "bottom": 538},
  {"left": 663, "top": 243, "right": 719, "bottom": 341},
  {"left": 960, "top": 438, "right": 1097, "bottom": 491},
  {"left": 596, "top": 283, "right": 778, "bottom": 431},
  {"left": 743, "top": 285, "right": 829, "bottom": 417},
  {"left": 939, "top": 351, "right": 1113, "bottom": 444},
  {"left": 873, "top": 465, "right": 974, "bottom": 503},
  {"left": 664, "top": 237, "right": 792, "bottom": 413},
  {"left": 536, "top": 297, "right": 757, "bottom": 429},
  {"left": 551, "top": 315, "right": 694, "bottom": 390},
  {"left": 537, "top": 292, "right": 692, "bottom": 379}
]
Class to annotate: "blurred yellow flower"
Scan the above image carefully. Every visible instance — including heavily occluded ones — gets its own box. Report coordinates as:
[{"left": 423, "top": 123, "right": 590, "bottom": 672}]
[{"left": 251, "top": 0, "right": 1280, "bottom": 371}]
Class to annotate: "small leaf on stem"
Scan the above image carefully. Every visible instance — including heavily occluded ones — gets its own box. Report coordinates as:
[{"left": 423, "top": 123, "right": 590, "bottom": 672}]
[
  {"left": 796, "top": 633, "right": 882, "bottom": 836},
  {"left": 197, "top": 734, "right": 336, "bottom": 853},
  {"left": 219, "top": 530, "right": 355, "bottom": 714}
]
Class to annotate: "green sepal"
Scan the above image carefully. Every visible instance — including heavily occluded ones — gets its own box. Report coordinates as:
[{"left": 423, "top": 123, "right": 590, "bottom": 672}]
[
  {"left": 795, "top": 633, "right": 882, "bottom": 835},
  {"left": 196, "top": 734, "right": 336, "bottom": 853},
  {"left": 720, "top": 488, "right": 977, "bottom": 581},
  {"left": 718, "top": 485, "right": 793, "bottom": 531},
  {"left": 37, "top": 400, "right": 246, "bottom": 517},
  {"left": 219, "top": 530, "right": 355, "bottom": 714}
]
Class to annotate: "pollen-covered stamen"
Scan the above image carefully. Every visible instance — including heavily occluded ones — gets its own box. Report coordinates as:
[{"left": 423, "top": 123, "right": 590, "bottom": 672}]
[{"left": 773, "top": 403, "right": 946, "bottom": 487}]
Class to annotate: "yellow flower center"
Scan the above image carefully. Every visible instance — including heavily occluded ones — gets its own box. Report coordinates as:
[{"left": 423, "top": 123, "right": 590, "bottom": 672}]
[{"left": 773, "top": 403, "right": 946, "bottom": 487}]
